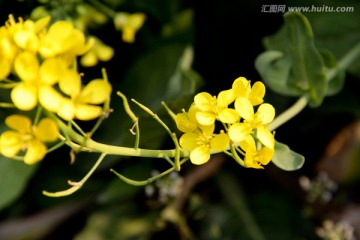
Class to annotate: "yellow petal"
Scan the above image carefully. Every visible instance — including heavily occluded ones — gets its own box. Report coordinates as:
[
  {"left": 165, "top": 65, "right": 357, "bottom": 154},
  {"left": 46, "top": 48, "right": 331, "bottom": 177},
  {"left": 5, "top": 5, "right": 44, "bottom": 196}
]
[
  {"left": 0, "top": 131, "right": 22, "bottom": 158},
  {"left": 232, "top": 77, "right": 250, "bottom": 98},
  {"left": 34, "top": 15, "right": 51, "bottom": 33},
  {"left": 95, "top": 44, "right": 114, "bottom": 61},
  {"left": 257, "top": 147, "right": 274, "bottom": 165},
  {"left": 75, "top": 103, "right": 102, "bottom": 121},
  {"left": 190, "top": 145, "right": 210, "bottom": 165},
  {"left": 256, "top": 103, "right": 275, "bottom": 124},
  {"left": 196, "top": 111, "right": 215, "bottom": 126},
  {"left": 38, "top": 86, "right": 64, "bottom": 112},
  {"left": 0, "top": 59, "right": 12, "bottom": 80},
  {"left": 228, "top": 122, "right": 252, "bottom": 143},
  {"left": 210, "top": 133, "right": 229, "bottom": 151},
  {"left": 235, "top": 97, "right": 254, "bottom": 121},
  {"left": 11, "top": 83, "right": 38, "bottom": 111},
  {"left": 57, "top": 98, "right": 76, "bottom": 121},
  {"left": 194, "top": 92, "right": 213, "bottom": 112},
  {"left": 188, "top": 104, "right": 199, "bottom": 123},
  {"left": 80, "top": 51, "right": 98, "bottom": 67},
  {"left": 39, "top": 58, "right": 67, "bottom": 85},
  {"left": 78, "top": 79, "right": 112, "bottom": 104},
  {"left": 175, "top": 113, "right": 197, "bottom": 133},
  {"left": 70, "top": 29, "right": 87, "bottom": 54},
  {"left": 218, "top": 108, "right": 239, "bottom": 124},
  {"left": 199, "top": 124, "right": 215, "bottom": 136},
  {"left": 257, "top": 126, "right": 274, "bottom": 149},
  {"left": 239, "top": 135, "right": 256, "bottom": 152},
  {"left": 179, "top": 132, "right": 199, "bottom": 151},
  {"left": 24, "top": 139, "right": 47, "bottom": 165},
  {"left": 14, "top": 51, "right": 39, "bottom": 82},
  {"left": 217, "top": 89, "right": 235, "bottom": 108},
  {"left": 245, "top": 154, "right": 263, "bottom": 169},
  {"left": 0, "top": 31, "right": 18, "bottom": 59},
  {"left": 5, "top": 115, "right": 31, "bottom": 134},
  {"left": 13, "top": 30, "right": 39, "bottom": 52},
  {"left": 34, "top": 118, "right": 59, "bottom": 142},
  {"left": 59, "top": 69, "right": 81, "bottom": 97},
  {"left": 128, "top": 13, "right": 146, "bottom": 29},
  {"left": 249, "top": 81, "right": 265, "bottom": 106},
  {"left": 39, "top": 21, "right": 74, "bottom": 57}
]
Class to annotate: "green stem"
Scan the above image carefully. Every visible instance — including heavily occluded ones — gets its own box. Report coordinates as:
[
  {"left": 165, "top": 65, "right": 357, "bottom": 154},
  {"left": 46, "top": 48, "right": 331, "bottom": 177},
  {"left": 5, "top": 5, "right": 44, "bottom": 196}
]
[
  {"left": 0, "top": 102, "right": 15, "bottom": 108},
  {"left": 117, "top": 91, "right": 140, "bottom": 149},
  {"left": 33, "top": 106, "right": 43, "bottom": 125},
  {"left": 268, "top": 95, "right": 308, "bottom": 132},
  {"left": 338, "top": 42, "right": 360, "bottom": 72},
  {"left": 110, "top": 158, "right": 189, "bottom": 186},
  {"left": 43, "top": 153, "right": 107, "bottom": 197},
  {"left": 50, "top": 112, "right": 188, "bottom": 159},
  {"left": 87, "top": 0, "right": 116, "bottom": 18},
  {"left": 327, "top": 42, "right": 360, "bottom": 82}
]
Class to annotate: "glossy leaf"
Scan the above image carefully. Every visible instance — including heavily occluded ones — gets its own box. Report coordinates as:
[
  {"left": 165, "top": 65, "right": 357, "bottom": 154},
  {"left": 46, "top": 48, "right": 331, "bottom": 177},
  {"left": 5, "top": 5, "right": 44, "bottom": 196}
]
[{"left": 271, "top": 141, "right": 305, "bottom": 171}]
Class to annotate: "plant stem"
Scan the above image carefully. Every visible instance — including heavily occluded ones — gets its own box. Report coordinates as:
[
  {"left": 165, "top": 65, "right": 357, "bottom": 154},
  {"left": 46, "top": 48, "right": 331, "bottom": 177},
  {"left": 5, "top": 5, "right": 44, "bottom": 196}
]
[
  {"left": 268, "top": 95, "right": 308, "bottom": 131},
  {"left": 338, "top": 42, "right": 360, "bottom": 72},
  {"left": 51, "top": 113, "right": 188, "bottom": 159},
  {"left": 87, "top": 0, "right": 116, "bottom": 18},
  {"left": 327, "top": 42, "right": 360, "bottom": 82}
]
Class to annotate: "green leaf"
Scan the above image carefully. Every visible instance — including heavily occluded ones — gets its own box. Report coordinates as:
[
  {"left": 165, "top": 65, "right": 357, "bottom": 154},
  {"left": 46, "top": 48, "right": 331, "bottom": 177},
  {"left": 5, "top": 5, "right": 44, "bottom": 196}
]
[
  {"left": 256, "top": 11, "right": 328, "bottom": 107},
  {"left": 271, "top": 141, "right": 305, "bottom": 171},
  {"left": 319, "top": 49, "right": 345, "bottom": 96},
  {"left": 302, "top": 2, "right": 360, "bottom": 77},
  {"left": 255, "top": 51, "right": 302, "bottom": 96},
  {"left": 0, "top": 157, "right": 37, "bottom": 210}
]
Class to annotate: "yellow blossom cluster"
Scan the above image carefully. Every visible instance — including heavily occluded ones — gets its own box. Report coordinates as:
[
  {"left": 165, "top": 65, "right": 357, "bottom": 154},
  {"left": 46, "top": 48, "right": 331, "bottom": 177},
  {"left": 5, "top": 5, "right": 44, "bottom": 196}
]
[
  {"left": 175, "top": 77, "right": 276, "bottom": 169},
  {"left": 0, "top": 14, "right": 112, "bottom": 164},
  {"left": 0, "top": 115, "right": 59, "bottom": 164}
]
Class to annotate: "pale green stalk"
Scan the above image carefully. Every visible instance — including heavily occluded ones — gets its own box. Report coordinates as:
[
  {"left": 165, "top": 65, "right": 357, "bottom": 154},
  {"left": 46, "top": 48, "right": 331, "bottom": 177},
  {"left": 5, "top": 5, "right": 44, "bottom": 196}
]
[{"left": 268, "top": 95, "right": 308, "bottom": 132}]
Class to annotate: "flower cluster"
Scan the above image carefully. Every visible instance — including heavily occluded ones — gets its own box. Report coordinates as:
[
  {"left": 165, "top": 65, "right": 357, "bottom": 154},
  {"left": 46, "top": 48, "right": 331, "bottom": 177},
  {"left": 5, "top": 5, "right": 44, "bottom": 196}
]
[
  {"left": 0, "top": 14, "right": 112, "bottom": 164},
  {"left": 175, "top": 77, "right": 276, "bottom": 168},
  {"left": 0, "top": 115, "right": 59, "bottom": 165}
]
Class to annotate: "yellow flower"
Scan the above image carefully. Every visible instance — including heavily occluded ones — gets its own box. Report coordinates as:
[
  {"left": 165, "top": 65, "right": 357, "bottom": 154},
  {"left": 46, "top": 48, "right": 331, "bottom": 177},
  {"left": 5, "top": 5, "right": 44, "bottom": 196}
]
[
  {"left": 180, "top": 128, "right": 230, "bottom": 165},
  {"left": 0, "top": 14, "right": 49, "bottom": 79},
  {"left": 114, "top": 12, "right": 146, "bottom": 43},
  {"left": 239, "top": 135, "right": 274, "bottom": 169},
  {"left": 232, "top": 77, "right": 265, "bottom": 106},
  {"left": 176, "top": 104, "right": 230, "bottom": 165},
  {"left": 0, "top": 115, "right": 59, "bottom": 165},
  {"left": 11, "top": 51, "right": 68, "bottom": 110},
  {"left": 0, "top": 27, "right": 17, "bottom": 79},
  {"left": 40, "top": 74, "right": 112, "bottom": 121},
  {"left": 80, "top": 37, "right": 114, "bottom": 67},
  {"left": 228, "top": 97, "right": 275, "bottom": 148},
  {"left": 193, "top": 89, "right": 239, "bottom": 126},
  {"left": 5, "top": 14, "right": 50, "bottom": 52},
  {"left": 39, "top": 20, "right": 94, "bottom": 61}
]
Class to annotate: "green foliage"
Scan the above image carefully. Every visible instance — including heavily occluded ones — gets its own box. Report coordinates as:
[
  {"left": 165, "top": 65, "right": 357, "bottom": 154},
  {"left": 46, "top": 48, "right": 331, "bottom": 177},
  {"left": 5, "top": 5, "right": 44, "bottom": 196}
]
[
  {"left": 255, "top": 11, "right": 344, "bottom": 107},
  {"left": 272, "top": 141, "right": 305, "bottom": 171},
  {"left": 302, "top": 1, "right": 360, "bottom": 77},
  {"left": 0, "top": 155, "right": 37, "bottom": 210}
]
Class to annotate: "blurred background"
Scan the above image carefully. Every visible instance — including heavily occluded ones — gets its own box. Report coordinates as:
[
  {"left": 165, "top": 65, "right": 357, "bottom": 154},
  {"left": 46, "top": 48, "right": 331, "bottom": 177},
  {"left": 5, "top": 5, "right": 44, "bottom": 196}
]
[{"left": 0, "top": 0, "right": 360, "bottom": 239}]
